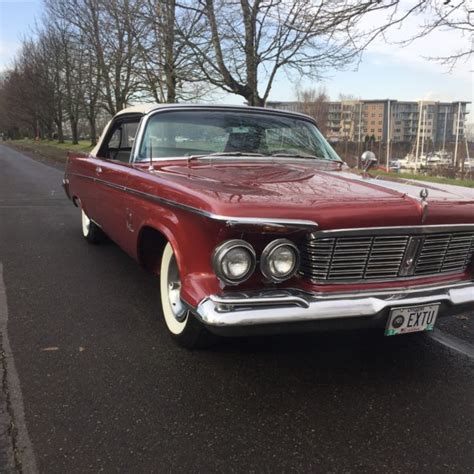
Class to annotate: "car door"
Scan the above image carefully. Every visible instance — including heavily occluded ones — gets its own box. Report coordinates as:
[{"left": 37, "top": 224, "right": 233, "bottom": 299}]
[{"left": 93, "top": 114, "right": 141, "bottom": 249}]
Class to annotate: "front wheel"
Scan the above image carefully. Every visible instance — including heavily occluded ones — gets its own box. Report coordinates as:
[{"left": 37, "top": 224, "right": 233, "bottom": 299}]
[{"left": 160, "top": 243, "right": 216, "bottom": 349}]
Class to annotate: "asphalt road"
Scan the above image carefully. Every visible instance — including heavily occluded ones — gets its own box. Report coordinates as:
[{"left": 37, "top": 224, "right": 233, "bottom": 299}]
[{"left": 0, "top": 144, "right": 473, "bottom": 473}]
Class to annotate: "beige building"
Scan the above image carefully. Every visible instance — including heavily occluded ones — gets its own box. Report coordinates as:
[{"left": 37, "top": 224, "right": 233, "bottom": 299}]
[{"left": 267, "top": 99, "right": 470, "bottom": 145}]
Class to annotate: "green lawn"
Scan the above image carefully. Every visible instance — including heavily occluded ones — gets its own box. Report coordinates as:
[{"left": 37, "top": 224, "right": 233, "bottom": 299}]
[
  {"left": 13, "top": 138, "right": 94, "bottom": 153},
  {"left": 371, "top": 170, "right": 474, "bottom": 189}
]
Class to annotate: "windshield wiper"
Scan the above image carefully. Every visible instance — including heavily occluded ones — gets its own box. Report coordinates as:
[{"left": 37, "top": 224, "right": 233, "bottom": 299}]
[
  {"left": 188, "top": 151, "right": 266, "bottom": 161},
  {"left": 269, "top": 152, "right": 323, "bottom": 160}
]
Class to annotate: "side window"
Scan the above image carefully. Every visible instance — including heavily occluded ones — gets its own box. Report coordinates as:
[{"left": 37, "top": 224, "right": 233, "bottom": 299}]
[{"left": 99, "top": 118, "right": 140, "bottom": 162}]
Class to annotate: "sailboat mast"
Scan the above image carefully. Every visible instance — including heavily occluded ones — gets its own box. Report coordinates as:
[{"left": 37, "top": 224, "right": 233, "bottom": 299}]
[
  {"left": 421, "top": 109, "right": 426, "bottom": 168},
  {"left": 386, "top": 99, "right": 391, "bottom": 172},
  {"left": 415, "top": 101, "right": 423, "bottom": 173}
]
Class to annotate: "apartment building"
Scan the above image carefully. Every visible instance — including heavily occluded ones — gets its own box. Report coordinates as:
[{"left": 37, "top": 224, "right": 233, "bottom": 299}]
[{"left": 267, "top": 99, "right": 470, "bottom": 145}]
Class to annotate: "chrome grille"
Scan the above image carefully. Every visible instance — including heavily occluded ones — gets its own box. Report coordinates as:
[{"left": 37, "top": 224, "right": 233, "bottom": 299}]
[
  {"left": 300, "top": 228, "right": 474, "bottom": 283},
  {"left": 415, "top": 232, "right": 474, "bottom": 276}
]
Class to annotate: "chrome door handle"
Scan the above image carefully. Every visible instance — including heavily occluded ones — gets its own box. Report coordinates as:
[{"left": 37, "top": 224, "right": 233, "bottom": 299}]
[{"left": 95, "top": 166, "right": 102, "bottom": 174}]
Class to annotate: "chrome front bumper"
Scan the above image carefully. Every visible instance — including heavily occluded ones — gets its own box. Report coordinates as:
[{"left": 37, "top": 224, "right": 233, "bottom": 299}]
[{"left": 195, "top": 282, "right": 474, "bottom": 331}]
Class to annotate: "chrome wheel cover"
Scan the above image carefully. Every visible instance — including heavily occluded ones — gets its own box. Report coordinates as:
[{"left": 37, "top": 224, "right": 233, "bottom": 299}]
[{"left": 166, "top": 254, "right": 187, "bottom": 322}]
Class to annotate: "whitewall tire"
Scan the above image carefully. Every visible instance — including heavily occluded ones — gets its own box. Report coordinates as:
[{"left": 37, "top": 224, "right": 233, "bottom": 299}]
[
  {"left": 159, "top": 243, "right": 216, "bottom": 348},
  {"left": 81, "top": 209, "right": 105, "bottom": 244}
]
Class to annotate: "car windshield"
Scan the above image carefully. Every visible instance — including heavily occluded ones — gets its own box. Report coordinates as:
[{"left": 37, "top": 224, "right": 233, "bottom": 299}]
[{"left": 136, "top": 109, "right": 342, "bottom": 163}]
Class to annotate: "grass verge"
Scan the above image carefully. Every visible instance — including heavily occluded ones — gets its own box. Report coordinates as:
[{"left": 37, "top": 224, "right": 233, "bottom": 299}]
[
  {"left": 3, "top": 139, "right": 94, "bottom": 169},
  {"left": 371, "top": 170, "right": 474, "bottom": 189}
]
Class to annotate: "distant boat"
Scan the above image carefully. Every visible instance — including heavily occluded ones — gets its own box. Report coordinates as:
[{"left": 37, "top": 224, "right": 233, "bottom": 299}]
[{"left": 395, "top": 150, "right": 453, "bottom": 172}]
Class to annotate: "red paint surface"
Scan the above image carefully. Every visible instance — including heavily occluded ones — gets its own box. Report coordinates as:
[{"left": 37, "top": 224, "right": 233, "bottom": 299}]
[{"left": 65, "top": 154, "right": 474, "bottom": 307}]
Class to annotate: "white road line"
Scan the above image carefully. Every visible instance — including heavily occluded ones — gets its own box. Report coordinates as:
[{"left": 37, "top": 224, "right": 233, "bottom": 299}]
[
  {"left": 428, "top": 328, "right": 474, "bottom": 360},
  {"left": 0, "top": 263, "right": 38, "bottom": 473}
]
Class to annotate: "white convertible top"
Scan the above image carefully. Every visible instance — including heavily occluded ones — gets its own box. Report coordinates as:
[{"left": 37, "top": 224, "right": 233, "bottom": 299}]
[
  {"left": 114, "top": 102, "right": 286, "bottom": 117},
  {"left": 91, "top": 103, "right": 313, "bottom": 156}
]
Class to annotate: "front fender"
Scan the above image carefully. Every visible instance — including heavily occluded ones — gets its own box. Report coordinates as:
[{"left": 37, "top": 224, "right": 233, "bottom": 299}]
[{"left": 135, "top": 204, "right": 229, "bottom": 307}]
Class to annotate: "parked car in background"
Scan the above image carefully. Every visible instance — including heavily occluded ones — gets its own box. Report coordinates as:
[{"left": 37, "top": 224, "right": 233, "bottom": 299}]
[
  {"left": 389, "top": 160, "right": 401, "bottom": 172},
  {"left": 63, "top": 104, "right": 474, "bottom": 348}
]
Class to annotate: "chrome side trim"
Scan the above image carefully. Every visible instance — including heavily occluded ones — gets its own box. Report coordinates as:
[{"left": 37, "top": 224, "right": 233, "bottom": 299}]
[
  {"left": 194, "top": 282, "right": 474, "bottom": 327},
  {"left": 68, "top": 171, "right": 318, "bottom": 229},
  {"left": 307, "top": 224, "right": 474, "bottom": 240},
  {"left": 223, "top": 217, "right": 316, "bottom": 229}
]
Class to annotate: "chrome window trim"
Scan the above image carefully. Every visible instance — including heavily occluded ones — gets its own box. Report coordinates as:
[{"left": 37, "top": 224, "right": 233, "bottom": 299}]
[
  {"left": 131, "top": 105, "right": 337, "bottom": 164},
  {"left": 68, "top": 172, "right": 318, "bottom": 229}
]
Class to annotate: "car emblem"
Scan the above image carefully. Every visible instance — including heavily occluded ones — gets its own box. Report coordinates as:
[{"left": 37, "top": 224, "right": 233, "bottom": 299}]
[
  {"left": 399, "top": 237, "right": 424, "bottom": 276},
  {"left": 419, "top": 188, "right": 429, "bottom": 223}
]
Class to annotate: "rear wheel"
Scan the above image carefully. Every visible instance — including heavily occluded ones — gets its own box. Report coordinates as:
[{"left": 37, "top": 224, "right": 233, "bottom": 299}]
[
  {"left": 160, "top": 243, "right": 216, "bottom": 349},
  {"left": 81, "top": 209, "right": 105, "bottom": 244}
]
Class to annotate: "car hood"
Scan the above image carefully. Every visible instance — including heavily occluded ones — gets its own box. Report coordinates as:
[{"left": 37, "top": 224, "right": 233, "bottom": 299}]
[{"left": 148, "top": 160, "right": 474, "bottom": 227}]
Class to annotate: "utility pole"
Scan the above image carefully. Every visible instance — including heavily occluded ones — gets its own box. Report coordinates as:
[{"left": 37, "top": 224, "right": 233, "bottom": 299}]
[
  {"left": 453, "top": 101, "right": 461, "bottom": 171},
  {"left": 415, "top": 101, "right": 423, "bottom": 173},
  {"left": 386, "top": 99, "right": 391, "bottom": 171}
]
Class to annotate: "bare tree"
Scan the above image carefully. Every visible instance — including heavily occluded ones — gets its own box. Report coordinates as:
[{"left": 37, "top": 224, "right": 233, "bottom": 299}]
[
  {"left": 45, "top": 0, "right": 147, "bottom": 115},
  {"left": 296, "top": 87, "right": 329, "bottom": 134},
  {"left": 177, "top": 1, "right": 410, "bottom": 106},
  {"left": 7, "top": 41, "right": 58, "bottom": 139},
  {"left": 410, "top": 1, "right": 473, "bottom": 70},
  {"left": 364, "top": 0, "right": 473, "bottom": 71},
  {"left": 136, "top": 0, "right": 213, "bottom": 103}
]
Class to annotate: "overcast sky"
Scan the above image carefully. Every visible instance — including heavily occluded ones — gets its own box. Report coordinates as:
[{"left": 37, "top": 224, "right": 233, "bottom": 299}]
[{"left": 1, "top": 0, "right": 472, "bottom": 121}]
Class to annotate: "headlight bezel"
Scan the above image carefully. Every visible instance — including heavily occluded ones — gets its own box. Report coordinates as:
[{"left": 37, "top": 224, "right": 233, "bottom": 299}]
[
  {"left": 260, "top": 239, "right": 300, "bottom": 283},
  {"left": 212, "top": 239, "right": 256, "bottom": 285}
]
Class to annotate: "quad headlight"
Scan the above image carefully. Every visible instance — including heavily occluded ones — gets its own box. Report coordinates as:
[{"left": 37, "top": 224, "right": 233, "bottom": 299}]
[
  {"left": 260, "top": 239, "right": 300, "bottom": 282},
  {"left": 212, "top": 240, "right": 256, "bottom": 285}
]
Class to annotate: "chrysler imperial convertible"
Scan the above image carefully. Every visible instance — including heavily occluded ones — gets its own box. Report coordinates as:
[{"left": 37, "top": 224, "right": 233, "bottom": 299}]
[{"left": 63, "top": 104, "right": 474, "bottom": 348}]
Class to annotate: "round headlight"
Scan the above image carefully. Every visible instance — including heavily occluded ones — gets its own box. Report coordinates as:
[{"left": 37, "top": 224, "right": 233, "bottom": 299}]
[
  {"left": 260, "top": 239, "right": 300, "bottom": 282},
  {"left": 212, "top": 240, "right": 256, "bottom": 285}
]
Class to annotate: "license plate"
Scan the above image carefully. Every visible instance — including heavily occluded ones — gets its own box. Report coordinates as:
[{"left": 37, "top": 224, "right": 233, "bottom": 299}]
[{"left": 385, "top": 303, "right": 440, "bottom": 336}]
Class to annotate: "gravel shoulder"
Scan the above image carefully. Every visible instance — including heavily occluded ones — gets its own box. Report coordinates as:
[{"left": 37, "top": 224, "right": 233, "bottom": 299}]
[{"left": 2, "top": 140, "right": 89, "bottom": 171}]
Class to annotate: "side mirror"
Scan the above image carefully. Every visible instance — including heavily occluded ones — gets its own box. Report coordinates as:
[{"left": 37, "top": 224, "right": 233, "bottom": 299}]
[{"left": 361, "top": 151, "right": 377, "bottom": 171}]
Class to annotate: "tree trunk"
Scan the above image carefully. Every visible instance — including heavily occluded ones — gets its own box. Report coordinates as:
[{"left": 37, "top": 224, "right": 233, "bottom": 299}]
[
  {"left": 246, "top": 94, "right": 264, "bottom": 107},
  {"left": 165, "top": 0, "right": 177, "bottom": 103},
  {"left": 55, "top": 108, "right": 64, "bottom": 143},
  {"left": 89, "top": 114, "right": 97, "bottom": 147},
  {"left": 56, "top": 122, "right": 64, "bottom": 143},
  {"left": 70, "top": 117, "right": 79, "bottom": 144}
]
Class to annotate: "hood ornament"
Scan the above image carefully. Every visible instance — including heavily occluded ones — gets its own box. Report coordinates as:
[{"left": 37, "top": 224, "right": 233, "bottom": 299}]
[{"left": 420, "top": 188, "right": 429, "bottom": 223}]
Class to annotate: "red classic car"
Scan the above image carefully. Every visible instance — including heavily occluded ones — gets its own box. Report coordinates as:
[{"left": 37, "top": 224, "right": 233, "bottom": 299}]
[{"left": 63, "top": 104, "right": 474, "bottom": 348}]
